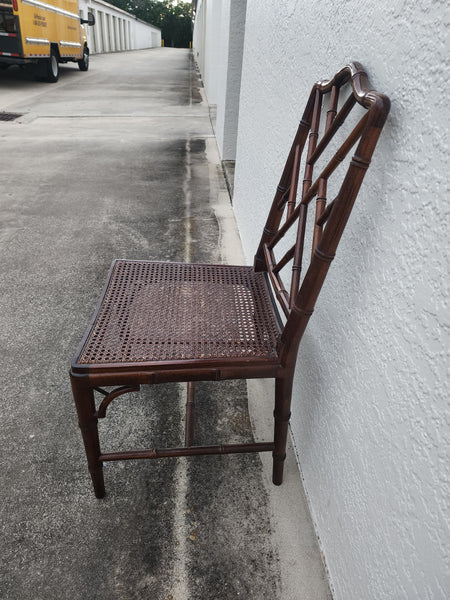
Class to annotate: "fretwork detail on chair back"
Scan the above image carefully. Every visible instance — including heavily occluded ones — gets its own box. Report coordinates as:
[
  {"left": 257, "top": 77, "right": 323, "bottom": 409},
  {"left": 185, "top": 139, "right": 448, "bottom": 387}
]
[{"left": 254, "top": 62, "right": 390, "bottom": 367}]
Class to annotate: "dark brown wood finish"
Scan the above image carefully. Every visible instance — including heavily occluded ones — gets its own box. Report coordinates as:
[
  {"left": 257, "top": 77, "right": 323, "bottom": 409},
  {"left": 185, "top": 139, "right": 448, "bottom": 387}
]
[{"left": 70, "top": 63, "right": 390, "bottom": 498}]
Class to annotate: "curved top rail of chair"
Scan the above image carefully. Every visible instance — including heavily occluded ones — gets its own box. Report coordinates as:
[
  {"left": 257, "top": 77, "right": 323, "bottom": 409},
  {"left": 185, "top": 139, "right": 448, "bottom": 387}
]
[{"left": 315, "top": 62, "right": 390, "bottom": 114}]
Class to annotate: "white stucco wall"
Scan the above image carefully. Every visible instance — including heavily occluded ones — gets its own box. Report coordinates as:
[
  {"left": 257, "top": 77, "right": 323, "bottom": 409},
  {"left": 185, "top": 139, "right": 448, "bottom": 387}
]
[
  {"left": 214, "top": 0, "right": 246, "bottom": 161},
  {"left": 214, "top": 0, "right": 232, "bottom": 156},
  {"left": 231, "top": 2, "right": 449, "bottom": 599},
  {"left": 192, "top": 0, "right": 222, "bottom": 105},
  {"left": 194, "top": 1, "right": 450, "bottom": 598},
  {"left": 79, "top": 0, "right": 161, "bottom": 54},
  {"left": 194, "top": 0, "right": 246, "bottom": 161}
]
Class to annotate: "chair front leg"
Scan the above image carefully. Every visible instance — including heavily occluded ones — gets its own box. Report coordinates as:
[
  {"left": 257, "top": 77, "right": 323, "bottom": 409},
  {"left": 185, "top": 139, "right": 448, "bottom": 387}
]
[
  {"left": 70, "top": 374, "right": 105, "bottom": 498},
  {"left": 272, "top": 375, "right": 293, "bottom": 486}
]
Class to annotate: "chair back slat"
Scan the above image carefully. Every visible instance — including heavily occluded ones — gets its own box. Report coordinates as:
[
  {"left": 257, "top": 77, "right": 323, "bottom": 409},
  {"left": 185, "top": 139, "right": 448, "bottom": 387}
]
[
  {"left": 288, "top": 90, "right": 322, "bottom": 304},
  {"left": 274, "top": 244, "right": 295, "bottom": 274},
  {"left": 289, "top": 203, "right": 308, "bottom": 308},
  {"left": 267, "top": 104, "right": 369, "bottom": 258},
  {"left": 302, "top": 89, "right": 322, "bottom": 197},
  {"left": 312, "top": 85, "right": 339, "bottom": 256},
  {"left": 254, "top": 63, "right": 390, "bottom": 365},
  {"left": 301, "top": 110, "right": 369, "bottom": 208},
  {"left": 308, "top": 92, "right": 356, "bottom": 166},
  {"left": 286, "top": 144, "right": 301, "bottom": 219},
  {"left": 263, "top": 243, "right": 291, "bottom": 316}
]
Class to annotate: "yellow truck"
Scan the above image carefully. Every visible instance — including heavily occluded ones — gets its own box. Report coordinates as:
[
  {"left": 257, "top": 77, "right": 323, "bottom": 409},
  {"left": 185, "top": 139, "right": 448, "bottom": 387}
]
[{"left": 0, "top": 0, "right": 94, "bottom": 82}]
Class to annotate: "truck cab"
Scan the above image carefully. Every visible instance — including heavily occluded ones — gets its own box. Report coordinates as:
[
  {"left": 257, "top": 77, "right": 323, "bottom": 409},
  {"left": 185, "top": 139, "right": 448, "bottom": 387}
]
[{"left": 0, "top": 0, "right": 95, "bottom": 82}]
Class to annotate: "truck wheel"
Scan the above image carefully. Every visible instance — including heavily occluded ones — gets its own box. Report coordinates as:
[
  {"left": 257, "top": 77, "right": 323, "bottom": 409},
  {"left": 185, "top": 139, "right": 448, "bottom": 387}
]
[
  {"left": 78, "top": 47, "right": 89, "bottom": 72},
  {"left": 44, "top": 49, "right": 59, "bottom": 83}
]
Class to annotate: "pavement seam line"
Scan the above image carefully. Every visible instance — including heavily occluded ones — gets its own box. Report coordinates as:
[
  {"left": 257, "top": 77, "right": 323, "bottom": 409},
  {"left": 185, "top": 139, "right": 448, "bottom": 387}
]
[
  {"left": 170, "top": 385, "right": 190, "bottom": 599},
  {"left": 183, "top": 138, "right": 193, "bottom": 263}
]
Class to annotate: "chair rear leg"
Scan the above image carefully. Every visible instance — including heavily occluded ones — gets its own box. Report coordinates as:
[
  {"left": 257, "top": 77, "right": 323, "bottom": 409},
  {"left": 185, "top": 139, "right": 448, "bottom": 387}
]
[
  {"left": 272, "top": 376, "right": 293, "bottom": 485},
  {"left": 70, "top": 374, "right": 105, "bottom": 498}
]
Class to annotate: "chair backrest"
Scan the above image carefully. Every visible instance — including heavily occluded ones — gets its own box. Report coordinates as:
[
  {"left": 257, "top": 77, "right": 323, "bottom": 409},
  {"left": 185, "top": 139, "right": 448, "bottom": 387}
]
[{"left": 254, "top": 63, "right": 390, "bottom": 368}]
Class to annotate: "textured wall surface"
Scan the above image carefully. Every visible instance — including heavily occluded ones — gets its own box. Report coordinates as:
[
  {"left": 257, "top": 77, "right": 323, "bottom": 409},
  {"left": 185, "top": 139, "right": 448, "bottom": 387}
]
[
  {"left": 215, "top": 0, "right": 247, "bottom": 161},
  {"left": 232, "top": 1, "right": 449, "bottom": 598},
  {"left": 193, "top": 0, "right": 222, "bottom": 105},
  {"left": 195, "top": 0, "right": 247, "bottom": 161}
]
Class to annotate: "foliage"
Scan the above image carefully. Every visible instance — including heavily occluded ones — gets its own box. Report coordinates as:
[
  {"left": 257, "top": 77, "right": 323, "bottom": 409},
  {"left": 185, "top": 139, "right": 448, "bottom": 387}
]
[{"left": 108, "top": 0, "right": 192, "bottom": 48}]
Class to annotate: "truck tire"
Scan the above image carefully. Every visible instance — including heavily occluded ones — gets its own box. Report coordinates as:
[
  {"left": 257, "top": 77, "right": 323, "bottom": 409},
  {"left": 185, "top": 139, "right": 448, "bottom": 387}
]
[
  {"left": 44, "top": 49, "right": 59, "bottom": 83},
  {"left": 78, "top": 46, "right": 89, "bottom": 71}
]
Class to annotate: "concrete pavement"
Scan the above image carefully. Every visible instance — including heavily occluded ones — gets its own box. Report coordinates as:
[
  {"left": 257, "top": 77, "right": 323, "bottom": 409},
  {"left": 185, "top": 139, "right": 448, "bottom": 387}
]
[{"left": 0, "top": 49, "right": 331, "bottom": 599}]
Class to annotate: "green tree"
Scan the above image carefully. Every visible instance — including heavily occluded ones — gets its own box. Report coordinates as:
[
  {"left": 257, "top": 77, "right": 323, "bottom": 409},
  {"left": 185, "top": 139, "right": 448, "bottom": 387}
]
[{"left": 109, "top": 0, "right": 192, "bottom": 48}]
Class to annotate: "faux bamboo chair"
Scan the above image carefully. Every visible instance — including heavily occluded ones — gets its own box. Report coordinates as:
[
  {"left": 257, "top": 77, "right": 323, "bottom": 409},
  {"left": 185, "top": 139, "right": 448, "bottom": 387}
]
[{"left": 70, "top": 63, "right": 390, "bottom": 498}]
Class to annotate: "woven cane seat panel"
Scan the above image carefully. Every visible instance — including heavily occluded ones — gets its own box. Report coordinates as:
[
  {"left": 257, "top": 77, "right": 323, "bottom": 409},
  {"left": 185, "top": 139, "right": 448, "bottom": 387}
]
[{"left": 77, "top": 261, "right": 282, "bottom": 364}]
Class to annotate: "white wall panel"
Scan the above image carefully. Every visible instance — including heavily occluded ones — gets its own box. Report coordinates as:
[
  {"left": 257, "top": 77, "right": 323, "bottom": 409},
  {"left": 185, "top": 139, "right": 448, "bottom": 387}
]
[{"left": 195, "top": 1, "right": 450, "bottom": 598}]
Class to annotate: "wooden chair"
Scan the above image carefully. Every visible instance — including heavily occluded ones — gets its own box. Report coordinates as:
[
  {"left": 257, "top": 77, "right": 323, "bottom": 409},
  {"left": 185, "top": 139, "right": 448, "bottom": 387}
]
[{"left": 70, "top": 63, "right": 390, "bottom": 498}]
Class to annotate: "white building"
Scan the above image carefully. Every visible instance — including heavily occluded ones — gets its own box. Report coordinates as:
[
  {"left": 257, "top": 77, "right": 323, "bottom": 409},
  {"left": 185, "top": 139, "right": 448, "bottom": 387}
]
[
  {"left": 79, "top": 0, "right": 161, "bottom": 54},
  {"left": 194, "top": 2, "right": 449, "bottom": 599}
]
